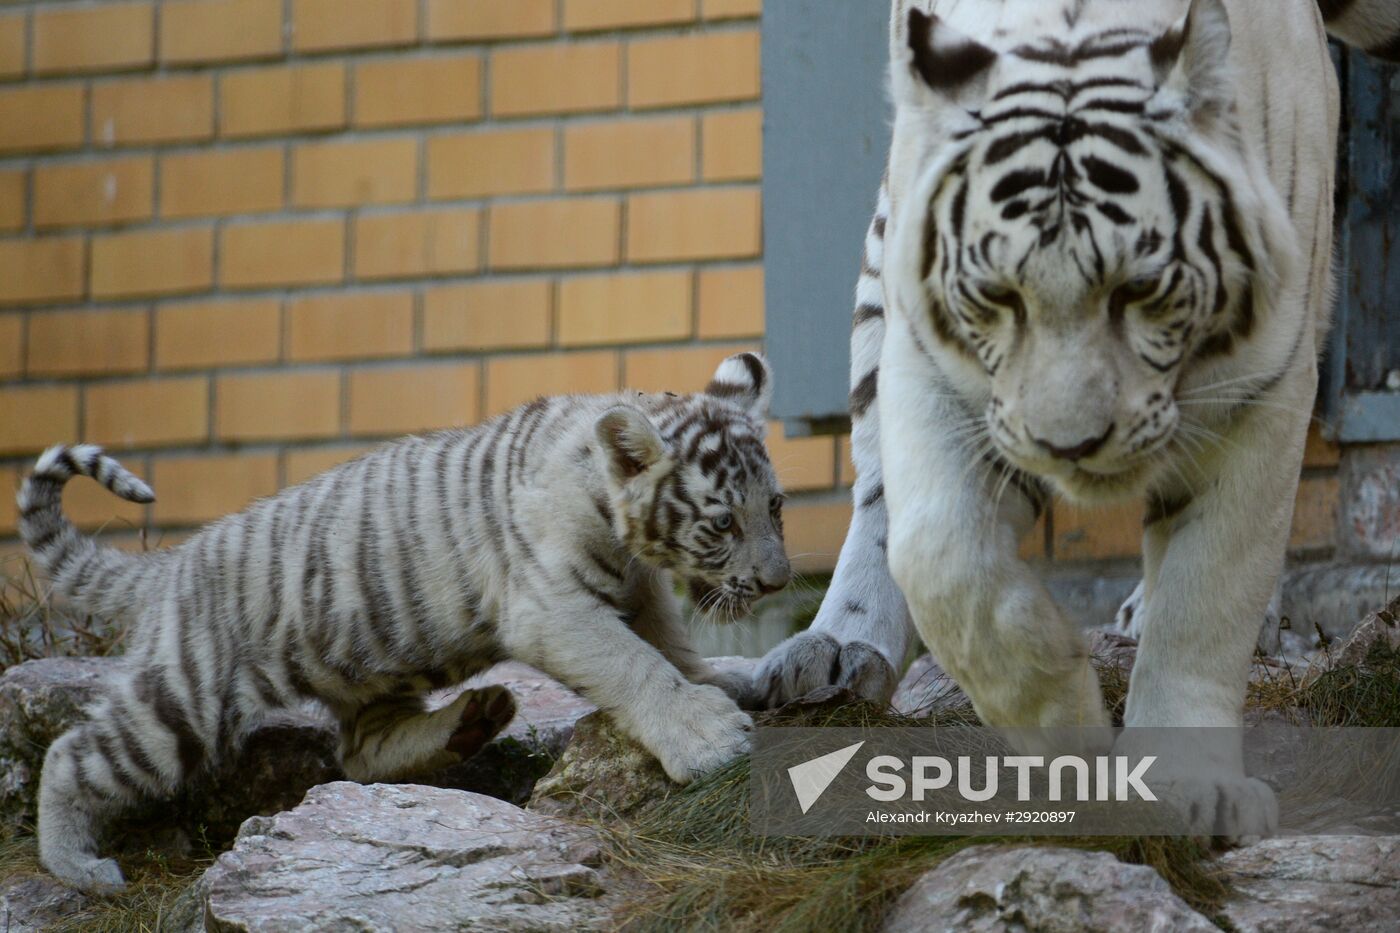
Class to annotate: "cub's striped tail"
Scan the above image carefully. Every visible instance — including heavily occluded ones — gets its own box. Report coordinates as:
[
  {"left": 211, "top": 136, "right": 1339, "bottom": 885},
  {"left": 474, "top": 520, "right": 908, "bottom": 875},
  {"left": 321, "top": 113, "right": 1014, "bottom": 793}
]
[
  {"left": 18, "top": 444, "right": 158, "bottom": 620},
  {"left": 1322, "top": 0, "right": 1400, "bottom": 60}
]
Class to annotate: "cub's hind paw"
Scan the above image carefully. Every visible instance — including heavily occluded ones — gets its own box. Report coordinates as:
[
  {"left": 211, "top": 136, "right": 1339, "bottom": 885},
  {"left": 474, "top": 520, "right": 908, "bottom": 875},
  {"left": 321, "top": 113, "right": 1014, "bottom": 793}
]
[
  {"left": 47, "top": 854, "right": 126, "bottom": 895},
  {"left": 445, "top": 684, "right": 516, "bottom": 760}
]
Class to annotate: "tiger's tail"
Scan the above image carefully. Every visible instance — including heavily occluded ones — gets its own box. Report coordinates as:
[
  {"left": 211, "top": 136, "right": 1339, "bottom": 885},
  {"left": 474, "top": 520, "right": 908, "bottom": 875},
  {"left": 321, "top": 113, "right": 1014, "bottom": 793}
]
[
  {"left": 1320, "top": 0, "right": 1400, "bottom": 60},
  {"left": 18, "top": 444, "right": 157, "bottom": 620}
]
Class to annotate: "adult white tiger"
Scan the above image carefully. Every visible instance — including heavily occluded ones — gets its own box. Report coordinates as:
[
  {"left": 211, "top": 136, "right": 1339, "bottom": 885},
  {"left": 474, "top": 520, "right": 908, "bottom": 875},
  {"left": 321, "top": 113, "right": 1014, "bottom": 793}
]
[{"left": 757, "top": 0, "right": 1398, "bottom": 835}]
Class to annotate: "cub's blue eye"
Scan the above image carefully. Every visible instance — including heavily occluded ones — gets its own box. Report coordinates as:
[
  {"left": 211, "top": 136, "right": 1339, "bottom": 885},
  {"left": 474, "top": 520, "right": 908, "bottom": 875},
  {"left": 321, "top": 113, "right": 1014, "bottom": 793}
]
[{"left": 714, "top": 513, "right": 733, "bottom": 531}]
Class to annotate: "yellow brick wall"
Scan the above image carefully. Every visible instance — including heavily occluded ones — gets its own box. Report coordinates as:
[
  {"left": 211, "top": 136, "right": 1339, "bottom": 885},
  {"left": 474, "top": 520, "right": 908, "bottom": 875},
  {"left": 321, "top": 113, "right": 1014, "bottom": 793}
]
[{"left": 0, "top": 0, "right": 1340, "bottom": 579}]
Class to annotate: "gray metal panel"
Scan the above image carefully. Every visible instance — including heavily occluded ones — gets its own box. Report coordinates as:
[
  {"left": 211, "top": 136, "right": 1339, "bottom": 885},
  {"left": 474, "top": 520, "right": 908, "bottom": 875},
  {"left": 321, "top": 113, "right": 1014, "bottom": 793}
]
[{"left": 763, "top": 0, "right": 890, "bottom": 433}]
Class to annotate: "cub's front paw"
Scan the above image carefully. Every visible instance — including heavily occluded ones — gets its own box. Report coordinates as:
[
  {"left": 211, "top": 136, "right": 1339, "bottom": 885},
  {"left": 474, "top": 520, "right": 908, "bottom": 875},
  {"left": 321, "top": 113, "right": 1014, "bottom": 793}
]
[
  {"left": 651, "top": 684, "right": 752, "bottom": 784},
  {"left": 1156, "top": 771, "right": 1278, "bottom": 843},
  {"left": 754, "top": 631, "right": 898, "bottom": 708}
]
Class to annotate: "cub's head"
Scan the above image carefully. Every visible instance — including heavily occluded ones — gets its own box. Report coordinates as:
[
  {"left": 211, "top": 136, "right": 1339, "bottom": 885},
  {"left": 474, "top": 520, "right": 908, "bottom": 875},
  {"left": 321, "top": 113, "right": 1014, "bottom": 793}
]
[
  {"left": 596, "top": 352, "right": 790, "bottom": 620},
  {"left": 886, "top": 0, "right": 1297, "bottom": 502}
]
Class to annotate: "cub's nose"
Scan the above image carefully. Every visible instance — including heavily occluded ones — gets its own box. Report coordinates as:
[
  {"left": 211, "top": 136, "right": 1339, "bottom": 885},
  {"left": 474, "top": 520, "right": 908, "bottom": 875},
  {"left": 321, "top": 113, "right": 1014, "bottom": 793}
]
[
  {"left": 1031, "top": 424, "right": 1114, "bottom": 462},
  {"left": 755, "top": 560, "right": 791, "bottom": 595}
]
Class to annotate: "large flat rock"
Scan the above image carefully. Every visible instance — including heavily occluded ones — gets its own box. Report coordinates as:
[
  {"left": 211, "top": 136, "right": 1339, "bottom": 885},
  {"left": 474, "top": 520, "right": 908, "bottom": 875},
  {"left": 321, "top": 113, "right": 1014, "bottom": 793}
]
[
  {"left": 190, "top": 782, "right": 612, "bottom": 933},
  {"left": 1217, "top": 836, "right": 1400, "bottom": 932}
]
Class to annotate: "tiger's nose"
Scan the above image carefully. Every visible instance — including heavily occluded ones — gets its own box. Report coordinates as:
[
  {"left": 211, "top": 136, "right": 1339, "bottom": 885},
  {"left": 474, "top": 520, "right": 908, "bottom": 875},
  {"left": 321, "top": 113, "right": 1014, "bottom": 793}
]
[
  {"left": 755, "top": 561, "right": 791, "bottom": 595},
  {"left": 1031, "top": 424, "right": 1114, "bottom": 462}
]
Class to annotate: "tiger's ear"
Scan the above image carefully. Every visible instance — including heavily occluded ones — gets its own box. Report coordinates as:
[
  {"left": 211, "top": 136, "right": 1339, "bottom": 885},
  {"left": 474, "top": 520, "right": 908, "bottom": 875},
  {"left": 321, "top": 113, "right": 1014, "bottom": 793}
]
[
  {"left": 596, "top": 407, "right": 668, "bottom": 483},
  {"left": 705, "top": 352, "right": 772, "bottom": 422},
  {"left": 1150, "top": 0, "right": 1233, "bottom": 124},
  {"left": 895, "top": 7, "right": 996, "bottom": 110}
]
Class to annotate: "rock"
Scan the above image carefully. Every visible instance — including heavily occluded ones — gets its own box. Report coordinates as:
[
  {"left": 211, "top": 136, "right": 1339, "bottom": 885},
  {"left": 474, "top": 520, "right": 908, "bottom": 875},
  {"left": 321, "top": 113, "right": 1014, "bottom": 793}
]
[
  {"left": 1216, "top": 836, "right": 1400, "bottom": 932},
  {"left": 0, "top": 657, "right": 108, "bottom": 835},
  {"left": 0, "top": 657, "right": 598, "bottom": 847},
  {"left": 1332, "top": 596, "right": 1400, "bottom": 669},
  {"left": 191, "top": 782, "right": 611, "bottom": 933},
  {"left": 892, "top": 655, "right": 969, "bottom": 718},
  {"left": 0, "top": 873, "right": 91, "bottom": 933},
  {"left": 529, "top": 711, "right": 674, "bottom": 820},
  {"left": 882, "top": 845, "right": 1216, "bottom": 932}
]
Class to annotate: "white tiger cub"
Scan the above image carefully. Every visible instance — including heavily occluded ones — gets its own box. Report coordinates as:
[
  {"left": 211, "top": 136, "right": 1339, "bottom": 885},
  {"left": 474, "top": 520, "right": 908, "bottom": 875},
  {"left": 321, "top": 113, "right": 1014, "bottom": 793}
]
[
  {"left": 21, "top": 352, "right": 789, "bottom": 893},
  {"left": 759, "top": 0, "right": 1400, "bottom": 837}
]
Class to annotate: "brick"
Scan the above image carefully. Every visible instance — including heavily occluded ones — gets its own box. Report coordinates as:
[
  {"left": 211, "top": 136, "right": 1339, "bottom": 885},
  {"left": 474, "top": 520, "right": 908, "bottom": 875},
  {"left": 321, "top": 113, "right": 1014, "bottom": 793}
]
[
  {"left": 221, "top": 219, "right": 345, "bottom": 289},
  {"left": 488, "top": 198, "right": 619, "bottom": 270},
  {"left": 0, "top": 238, "right": 85, "bottom": 306},
  {"left": 1053, "top": 500, "right": 1142, "bottom": 561},
  {"left": 0, "top": 170, "right": 23, "bottom": 231},
  {"left": 704, "top": 0, "right": 762, "bottom": 18},
  {"left": 766, "top": 428, "right": 836, "bottom": 492},
  {"left": 627, "top": 188, "right": 761, "bottom": 263},
  {"left": 0, "top": 316, "right": 20, "bottom": 379},
  {"left": 1290, "top": 475, "right": 1339, "bottom": 552},
  {"left": 0, "top": 14, "right": 24, "bottom": 80},
  {"left": 292, "top": 138, "right": 418, "bottom": 209},
  {"left": 92, "top": 227, "right": 214, "bottom": 299},
  {"left": 702, "top": 109, "right": 762, "bottom": 181},
  {"left": 348, "top": 363, "right": 480, "bottom": 436},
  {"left": 628, "top": 32, "right": 759, "bottom": 109},
  {"left": 697, "top": 266, "right": 764, "bottom": 339},
  {"left": 564, "top": 117, "right": 694, "bottom": 192},
  {"left": 355, "top": 55, "right": 482, "bottom": 128},
  {"left": 782, "top": 500, "right": 850, "bottom": 573},
  {"left": 1020, "top": 513, "right": 1049, "bottom": 561},
  {"left": 162, "top": 0, "right": 283, "bottom": 64},
  {"left": 64, "top": 458, "right": 149, "bottom": 531},
  {"left": 0, "top": 86, "right": 85, "bottom": 154},
  {"left": 161, "top": 147, "right": 284, "bottom": 218},
  {"left": 152, "top": 454, "right": 278, "bottom": 525},
  {"left": 0, "top": 466, "right": 16, "bottom": 534},
  {"left": 1304, "top": 424, "right": 1341, "bottom": 468},
  {"left": 557, "top": 271, "right": 691, "bottom": 346},
  {"left": 426, "top": 0, "right": 555, "bottom": 40},
  {"left": 156, "top": 299, "right": 281, "bottom": 370},
  {"left": 485, "top": 351, "right": 616, "bottom": 417},
  {"left": 288, "top": 291, "right": 414, "bottom": 361},
  {"left": 0, "top": 386, "right": 79, "bottom": 455},
  {"left": 221, "top": 63, "right": 346, "bottom": 138},
  {"left": 838, "top": 435, "right": 855, "bottom": 487},
  {"left": 292, "top": 0, "right": 417, "bottom": 51},
  {"left": 34, "top": 2, "right": 153, "bottom": 75},
  {"left": 491, "top": 43, "right": 620, "bottom": 117},
  {"left": 93, "top": 75, "right": 214, "bottom": 147},
  {"left": 217, "top": 371, "right": 341, "bottom": 442},
  {"left": 354, "top": 209, "right": 481, "bottom": 280},
  {"left": 563, "top": 0, "right": 694, "bottom": 32},
  {"left": 427, "top": 128, "right": 555, "bottom": 200},
  {"left": 33, "top": 157, "right": 154, "bottom": 228},
  {"left": 423, "top": 280, "right": 552, "bottom": 352},
  {"left": 624, "top": 343, "right": 751, "bottom": 394},
  {"left": 28, "top": 309, "right": 149, "bottom": 377},
  {"left": 85, "top": 378, "right": 209, "bottom": 450},
  {"left": 285, "top": 445, "right": 376, "bottom": 485}
]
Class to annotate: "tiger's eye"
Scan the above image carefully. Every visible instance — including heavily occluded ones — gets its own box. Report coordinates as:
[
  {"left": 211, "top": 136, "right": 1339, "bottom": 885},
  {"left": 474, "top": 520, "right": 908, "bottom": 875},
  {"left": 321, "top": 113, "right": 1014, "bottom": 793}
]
[
  {"left": 979, "top": 284, "right": 1020, "bottom": 306},
  {"left": 714, "top": 513, "right": 733, "bottom": 531},
  {"left": 1118, "top": 275, "right": 1161, "bottom": 302}
]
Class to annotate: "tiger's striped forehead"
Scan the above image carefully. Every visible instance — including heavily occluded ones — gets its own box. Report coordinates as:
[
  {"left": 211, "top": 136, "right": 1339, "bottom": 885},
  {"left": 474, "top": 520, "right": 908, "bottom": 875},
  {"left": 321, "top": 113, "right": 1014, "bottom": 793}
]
[{"left": 652, "top": 398, "right": 775, "bottom": 500}]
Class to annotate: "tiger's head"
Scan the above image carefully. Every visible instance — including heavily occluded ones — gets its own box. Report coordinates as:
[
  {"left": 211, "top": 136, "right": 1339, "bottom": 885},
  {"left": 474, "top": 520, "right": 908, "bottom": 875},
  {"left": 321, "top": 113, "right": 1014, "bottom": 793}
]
[
  {"left": 885, "top": 0, "right": 1298, "bottom": 503},
  {"left": 595, "top": 352, "right": 791, "bottom": 621}
]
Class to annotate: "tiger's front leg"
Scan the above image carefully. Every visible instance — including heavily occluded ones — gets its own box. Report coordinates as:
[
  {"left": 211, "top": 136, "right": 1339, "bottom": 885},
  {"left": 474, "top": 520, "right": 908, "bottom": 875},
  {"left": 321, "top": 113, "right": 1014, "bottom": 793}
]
[
  {"left": 1114, "top": 366, "right": 1314, "bottom": 839},
  {"left": 879, "top": 327, "right": 1112, "bottom": 755}
]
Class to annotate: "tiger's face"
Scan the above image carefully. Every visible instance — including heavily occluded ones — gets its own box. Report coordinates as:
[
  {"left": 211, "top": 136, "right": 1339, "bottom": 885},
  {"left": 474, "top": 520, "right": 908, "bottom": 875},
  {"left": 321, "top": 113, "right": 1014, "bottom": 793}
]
[
  {"left": 888, "top": 0, "right": 1293, "bottom": 503},
  {"left": 596, "top": 353, "right": 791, "bottom": 620}
]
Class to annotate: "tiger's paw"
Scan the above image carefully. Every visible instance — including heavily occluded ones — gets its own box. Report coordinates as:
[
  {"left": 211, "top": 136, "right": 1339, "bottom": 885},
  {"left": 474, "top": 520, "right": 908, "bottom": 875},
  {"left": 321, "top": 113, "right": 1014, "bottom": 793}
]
[
  {"left": 1157, "top": 771, "right": 1278, "bottom": 843},
  {"left": 445, "top": 684, "right": 517, "bottom": 760},
  {"left": 754, "top": 630, "right": 898, "bottom": 709}
]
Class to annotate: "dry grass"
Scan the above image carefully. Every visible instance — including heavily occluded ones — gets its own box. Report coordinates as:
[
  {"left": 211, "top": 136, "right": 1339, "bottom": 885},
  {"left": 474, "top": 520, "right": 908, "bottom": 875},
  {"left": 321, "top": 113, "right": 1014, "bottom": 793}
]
[{"left": 0, "top": 554, "right": 124, "bottom": 674}]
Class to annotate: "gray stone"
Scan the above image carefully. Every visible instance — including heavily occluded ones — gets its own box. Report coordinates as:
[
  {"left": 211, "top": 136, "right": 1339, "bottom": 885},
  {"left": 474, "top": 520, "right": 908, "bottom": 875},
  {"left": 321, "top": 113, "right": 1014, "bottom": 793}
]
[
  {"left": 0, "top": 873, "right": 91, "bottom": 933},
  {"left": 891, "top": 655, "right": 970, "bottom": 718},
  {"left": 1339, "top": 446, "right": 1400, "bottom": 561},
  {"left": 882, "top": 845, "right": 1216, "bottom": 932},
  {"left": 1333, "top": 596, "right": 1400, "bottom": 669},
  {"left": 528, "top": 711, "right": 674, "bottom": 820},
  {"left": 192, "top": 782, "right": 611, "bottom": 933},
  {"left": 1217, "top": 835, "right": 1400, "bottom": 933}
]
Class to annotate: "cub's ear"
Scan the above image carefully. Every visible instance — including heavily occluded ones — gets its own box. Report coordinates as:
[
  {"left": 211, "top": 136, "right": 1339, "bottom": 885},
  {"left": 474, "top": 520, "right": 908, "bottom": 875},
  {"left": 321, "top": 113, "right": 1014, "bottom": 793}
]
[
  {"left": 595, "top": 406, "right": 668, "bottom": 483},
  {"left": 895, "top": 7, "right": 996, "bottom": 110},
  {"left": 1150, "top": 0, "right": 1233, "bottom": 124},
  {"left": 705, "top": 352, "right": 772, "bottom": 421}
]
